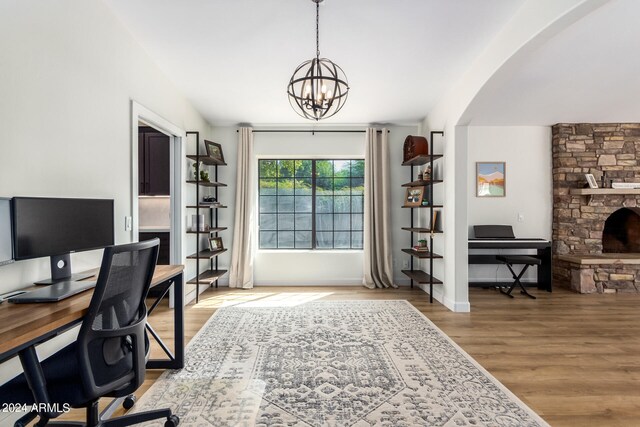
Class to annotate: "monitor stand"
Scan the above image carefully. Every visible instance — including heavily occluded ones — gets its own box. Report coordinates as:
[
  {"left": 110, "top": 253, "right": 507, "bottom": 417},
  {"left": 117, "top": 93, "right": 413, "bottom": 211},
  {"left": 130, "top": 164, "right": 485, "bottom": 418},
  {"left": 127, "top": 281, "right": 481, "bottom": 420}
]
[{"left": 34, "top": 253, "right": 94, "bottom": 285}]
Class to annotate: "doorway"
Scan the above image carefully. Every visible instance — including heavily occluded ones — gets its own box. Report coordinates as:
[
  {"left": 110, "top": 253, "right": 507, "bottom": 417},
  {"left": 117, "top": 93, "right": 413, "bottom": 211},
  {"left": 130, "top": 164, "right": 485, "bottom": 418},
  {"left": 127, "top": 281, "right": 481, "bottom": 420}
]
[
  {"left": 138, "top": 123, "right": 171, "bottom": 265},
  {"left": 131, "top": 101, "right": 186, "bottom": 307}
]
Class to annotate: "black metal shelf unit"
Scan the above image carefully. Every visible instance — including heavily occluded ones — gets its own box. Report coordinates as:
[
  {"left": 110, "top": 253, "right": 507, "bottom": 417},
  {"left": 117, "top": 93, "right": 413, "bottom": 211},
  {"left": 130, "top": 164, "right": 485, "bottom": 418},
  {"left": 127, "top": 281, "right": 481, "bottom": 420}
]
[
  {"left": 186, "top": 131, "right": 227, "bottom": 303},
  {"left": 401, "top": 130, "right": 444, "bottom": 303}
]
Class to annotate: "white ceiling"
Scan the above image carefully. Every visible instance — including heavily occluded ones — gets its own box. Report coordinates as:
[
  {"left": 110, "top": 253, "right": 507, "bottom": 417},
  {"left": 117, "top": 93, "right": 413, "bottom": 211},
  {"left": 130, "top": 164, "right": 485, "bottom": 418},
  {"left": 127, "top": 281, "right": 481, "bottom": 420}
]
[
  {"left": 461, "top": 0, "right": 640, "bottom": 126},
  {"left": 104, "top": 0, "right": 525, "bottom": 126}
]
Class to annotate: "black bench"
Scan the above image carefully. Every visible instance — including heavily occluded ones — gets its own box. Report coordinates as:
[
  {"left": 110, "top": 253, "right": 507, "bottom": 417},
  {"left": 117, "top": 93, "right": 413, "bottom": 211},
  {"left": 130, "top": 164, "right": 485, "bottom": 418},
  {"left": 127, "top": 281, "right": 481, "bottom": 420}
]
[{"left": 495, "top": 255, "right": 542, "bottom": 299}]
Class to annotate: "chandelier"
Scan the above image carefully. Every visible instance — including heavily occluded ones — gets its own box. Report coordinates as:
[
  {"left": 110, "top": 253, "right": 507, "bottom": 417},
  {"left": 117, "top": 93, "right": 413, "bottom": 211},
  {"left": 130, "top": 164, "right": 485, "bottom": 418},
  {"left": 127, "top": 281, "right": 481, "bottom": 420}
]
[{"left": 287, "top": 0, "right": 349, "bottom": 121}]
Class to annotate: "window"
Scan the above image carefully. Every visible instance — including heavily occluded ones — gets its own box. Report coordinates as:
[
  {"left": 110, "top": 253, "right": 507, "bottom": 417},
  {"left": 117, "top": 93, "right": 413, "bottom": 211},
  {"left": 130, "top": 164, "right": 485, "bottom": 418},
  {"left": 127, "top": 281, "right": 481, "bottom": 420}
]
[{"left": 259, "top": 159, "right": 364, "bottom": 249}]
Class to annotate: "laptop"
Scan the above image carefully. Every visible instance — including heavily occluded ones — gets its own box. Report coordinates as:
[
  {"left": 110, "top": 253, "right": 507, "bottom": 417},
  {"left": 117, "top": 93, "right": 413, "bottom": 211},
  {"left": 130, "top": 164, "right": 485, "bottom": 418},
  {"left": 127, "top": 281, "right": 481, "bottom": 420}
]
[
  {"left": 472, "top": 225, "right": 515, "bottom": 239},
  {"left": 9, "top": 280, "right": 96, "bottom": 303}
]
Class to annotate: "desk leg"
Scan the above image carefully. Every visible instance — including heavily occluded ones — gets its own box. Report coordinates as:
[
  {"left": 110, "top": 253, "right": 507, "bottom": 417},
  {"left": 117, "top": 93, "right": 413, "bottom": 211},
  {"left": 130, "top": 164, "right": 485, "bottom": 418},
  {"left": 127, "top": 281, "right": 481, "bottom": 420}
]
[
  {"left": 537, "top": 247, "right": 552, "bottom": 292},
  {"left": 146, "top": 272, "right": 184, "bottom": 370},
  {"left": 174, "top": 272, "right": 184, "bottom": 368}
]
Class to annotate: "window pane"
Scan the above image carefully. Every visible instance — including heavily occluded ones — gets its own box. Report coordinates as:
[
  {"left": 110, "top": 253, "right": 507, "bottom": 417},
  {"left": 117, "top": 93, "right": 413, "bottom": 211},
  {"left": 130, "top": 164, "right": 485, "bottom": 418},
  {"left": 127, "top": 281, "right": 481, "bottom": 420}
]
[
  {"left": 295, "top": 214, "right": 312, "bottom": 230},
  {"left": 260, "top": 231, "right": 277, "bottom": 248},
  {"left": 278, "top": 214, "right": 294, "bottom": 230},
  {"left": 316, "top": 178, "right": 333, "bottom": 194},
  {"left": 259, "top": 160, "right": 277, "bottom": 178},
  {"left": 316, "top": 214, "right": 333, "bottom": 231},
  {"left": 335, "top": 178, "right": 350, "bottom": 195},
  {"left": 316, "top": 160, "right": 333, "bottom": 177},
  {"left": 259, "top": 196, "right": 276, "bottom": 213},
  {"left": 295, "top": 196, "right": 312, "bottom": 213},
  {"left": 352, "top": 213, "right": 363, "bottom": 231},
  {"left": 295, "top": 231, "right": 312, "bottom": 248},
  {"left": 316, "top": 232, "right": 333, "bottom": 248},
  {"left": 258, "top": 158, "right": 365, "bottom": 250},
  {"left": 334, "top": 214, "right": 350, "bottom": 230},
  {"left": 259, "top": 179, "right": 277, "bottom": 195},
  {"left": 278, "top": 179, "right": 294, "bottom": 195},
  {"left": 334, "top": 160, "right": 350, "bottom": 177},
  {"left": 352, "top": 232, "right": 363, "bottom": 249},
  {"left": 260, "top": 214, "right": 277, "bottom": 230},
  {"left": 351, "top": 178, "right": 364, "bottom": 195},
  {"left": 295, "top": 160, "right": 312, "bottom": 177},
  {"left": 278, "top": 231, "right": 294, "bottom": 248},
  {"left": 351, "top": 160, "right": 365, "bottom": 177},
  {"left": 351, "top": 195, "right": 364, "bottom": 213},
  {"left": 335, "top": 232, "right": 351, "bottom": 249},
  {"left": 278, "top": 160, "right": 294, "bottom": 177},
  {"left": 316, "top": 196, "right": 333, "bottom": 213},
  {"left": 334, "top": 196, "right": 350, "bottom": 213},
  {"left": 295, "top": 178, "right": 312, "bottom": 195},
  {"left": 277, "top": 196, "right": 294, "bottom": 212}
]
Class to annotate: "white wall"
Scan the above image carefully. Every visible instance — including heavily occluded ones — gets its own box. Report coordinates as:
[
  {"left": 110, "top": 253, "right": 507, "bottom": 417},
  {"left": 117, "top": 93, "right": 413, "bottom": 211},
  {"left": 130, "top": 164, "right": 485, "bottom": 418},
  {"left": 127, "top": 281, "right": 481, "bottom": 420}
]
[
  {"left": 467, "top": 126, "right": 552, "bottom": 282},
  {"left": 0, "top": 0, "right": 213, "bottom": 294},
  {"left": 238, "top": 125, "right": 418, "bottom": 286},
  {"left": 422, "top": 0, "right": 603, "bottom": 311},
  {"left": 0, "top": 0, "right": 212, "bottom": 413}
]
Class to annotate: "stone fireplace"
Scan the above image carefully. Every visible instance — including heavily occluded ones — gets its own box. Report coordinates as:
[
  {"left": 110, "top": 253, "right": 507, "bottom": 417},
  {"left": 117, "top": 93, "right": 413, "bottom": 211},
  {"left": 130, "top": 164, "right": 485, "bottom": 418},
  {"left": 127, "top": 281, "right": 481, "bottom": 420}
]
[{"left": 552, "top": 123, "right": 640, "bottom": 293}]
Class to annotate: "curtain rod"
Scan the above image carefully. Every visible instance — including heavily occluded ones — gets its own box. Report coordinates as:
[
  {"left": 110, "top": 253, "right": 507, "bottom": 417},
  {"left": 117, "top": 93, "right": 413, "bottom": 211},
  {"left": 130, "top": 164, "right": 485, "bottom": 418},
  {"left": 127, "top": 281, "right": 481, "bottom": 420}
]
[{"left": 236, "top": 129, "right": 390, "bottom": 134}]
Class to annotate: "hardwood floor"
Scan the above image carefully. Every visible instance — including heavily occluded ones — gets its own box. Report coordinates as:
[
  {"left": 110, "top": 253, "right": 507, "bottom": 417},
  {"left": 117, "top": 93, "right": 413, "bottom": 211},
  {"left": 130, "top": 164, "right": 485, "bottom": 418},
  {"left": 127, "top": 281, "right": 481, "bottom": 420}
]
[{"left": 66, "top": 285, "right": 640, "bottom": 426}]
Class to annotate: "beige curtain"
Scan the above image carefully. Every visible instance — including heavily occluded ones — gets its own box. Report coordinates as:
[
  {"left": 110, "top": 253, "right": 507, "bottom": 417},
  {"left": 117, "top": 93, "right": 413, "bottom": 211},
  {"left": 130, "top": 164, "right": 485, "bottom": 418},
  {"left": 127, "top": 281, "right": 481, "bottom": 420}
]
[
  {"left": 229, "top": 127, "right": 255, "bottom": 289},
  {"left": 363, "top": 128, "right": 396, "bottom": 289}
]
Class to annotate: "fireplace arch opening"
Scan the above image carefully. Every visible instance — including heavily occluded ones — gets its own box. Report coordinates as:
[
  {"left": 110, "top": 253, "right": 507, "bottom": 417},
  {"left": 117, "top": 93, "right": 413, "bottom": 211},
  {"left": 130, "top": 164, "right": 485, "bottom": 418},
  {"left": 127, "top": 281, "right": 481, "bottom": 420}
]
[{"left": 602, "top": 208, "right": 640, "bottom": 253}]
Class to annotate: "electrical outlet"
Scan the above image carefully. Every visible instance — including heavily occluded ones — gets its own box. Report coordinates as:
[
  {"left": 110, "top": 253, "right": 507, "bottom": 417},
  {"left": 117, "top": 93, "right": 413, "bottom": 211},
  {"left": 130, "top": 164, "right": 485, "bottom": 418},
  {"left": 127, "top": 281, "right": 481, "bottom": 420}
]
[
  {"left": 402, "top": 260, "right": 409, "bottom": 269},
  {"left": 517, "top": 213, "right": 525, "bottom": 222},
  {"left": 125, "top": 216, "right": 132, "bottom": 231}
]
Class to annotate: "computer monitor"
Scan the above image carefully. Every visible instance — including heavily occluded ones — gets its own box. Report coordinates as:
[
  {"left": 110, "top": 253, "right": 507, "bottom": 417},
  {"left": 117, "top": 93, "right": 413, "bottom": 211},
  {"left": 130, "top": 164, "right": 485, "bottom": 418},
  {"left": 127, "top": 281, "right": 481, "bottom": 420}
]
[
  {"left": 12, "top": 197, "right": 114, "bottom": 284},
  {"left": 0, "top": 198, "right": 13, "bottom": 267}
]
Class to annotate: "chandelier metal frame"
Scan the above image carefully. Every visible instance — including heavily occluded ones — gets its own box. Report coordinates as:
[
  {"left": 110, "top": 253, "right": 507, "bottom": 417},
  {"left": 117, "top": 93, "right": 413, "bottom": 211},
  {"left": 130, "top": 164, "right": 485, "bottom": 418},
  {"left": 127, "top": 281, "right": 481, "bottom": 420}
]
[{"left": 287, "top": 0, "right": 349, "bottom": 121}]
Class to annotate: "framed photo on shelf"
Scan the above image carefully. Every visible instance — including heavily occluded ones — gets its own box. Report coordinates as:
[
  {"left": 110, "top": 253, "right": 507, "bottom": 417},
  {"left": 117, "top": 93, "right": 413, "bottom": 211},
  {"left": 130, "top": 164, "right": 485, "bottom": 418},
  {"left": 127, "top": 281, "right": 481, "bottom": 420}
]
[
  {"left": 476, "top": 162, "right": 505, "bottom": 197},
  {"left": 405, "top": 186, "right": 424, "bottom": 207},
  {"left": 209, "top": 236, "right": 224, "bottom": 251},
  {"left": 585, "top": 173, "right": 598, "bottom": 189},
  {"left": 204, "top": 140, "right": 225, "bottom": 163}
]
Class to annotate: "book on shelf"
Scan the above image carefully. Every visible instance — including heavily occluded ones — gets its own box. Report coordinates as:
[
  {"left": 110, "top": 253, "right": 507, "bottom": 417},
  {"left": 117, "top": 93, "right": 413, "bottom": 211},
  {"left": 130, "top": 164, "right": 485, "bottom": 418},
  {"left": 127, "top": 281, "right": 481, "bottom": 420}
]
[
  {"left": 611, "top": 182, "right": 640, "bottom": 189},
  {"left": 412, "top": 246, "right": 430, "bottom": 252}
]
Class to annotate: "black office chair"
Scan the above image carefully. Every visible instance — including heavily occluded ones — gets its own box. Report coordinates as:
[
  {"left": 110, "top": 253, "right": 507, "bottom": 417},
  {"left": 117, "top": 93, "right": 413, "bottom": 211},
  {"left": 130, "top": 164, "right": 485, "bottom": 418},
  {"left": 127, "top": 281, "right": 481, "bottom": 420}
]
[{"left": 0, "top": 239, "right": 179, "bottom": 427}]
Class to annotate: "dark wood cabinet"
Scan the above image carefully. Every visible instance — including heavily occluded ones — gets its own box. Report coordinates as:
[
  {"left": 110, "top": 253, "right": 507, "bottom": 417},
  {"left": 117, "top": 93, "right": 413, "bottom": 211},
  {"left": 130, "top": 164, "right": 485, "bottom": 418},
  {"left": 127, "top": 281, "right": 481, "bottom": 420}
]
[
  {"left": 139, "top": 232, "right": 170, "bottom": 265},
  {"left": 139, "top": 126, "right": 170, "bottom": 196}
]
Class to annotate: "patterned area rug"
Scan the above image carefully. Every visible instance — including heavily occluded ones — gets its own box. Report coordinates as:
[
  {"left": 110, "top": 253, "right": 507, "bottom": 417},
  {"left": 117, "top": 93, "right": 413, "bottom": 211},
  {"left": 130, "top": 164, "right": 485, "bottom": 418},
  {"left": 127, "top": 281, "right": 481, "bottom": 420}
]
[{"left": 134, "top": 300, "right": 548, "bottom": 426}]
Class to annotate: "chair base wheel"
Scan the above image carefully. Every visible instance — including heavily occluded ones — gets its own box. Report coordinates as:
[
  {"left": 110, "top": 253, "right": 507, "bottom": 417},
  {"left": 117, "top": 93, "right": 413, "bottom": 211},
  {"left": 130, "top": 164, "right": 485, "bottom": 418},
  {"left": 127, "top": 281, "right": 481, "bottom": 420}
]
[
  {"left": 165, "top": 414, "right": 179, "bottom": 426},
  {"left": 123, "top": 394, "right": 137, "bottom": 410}
]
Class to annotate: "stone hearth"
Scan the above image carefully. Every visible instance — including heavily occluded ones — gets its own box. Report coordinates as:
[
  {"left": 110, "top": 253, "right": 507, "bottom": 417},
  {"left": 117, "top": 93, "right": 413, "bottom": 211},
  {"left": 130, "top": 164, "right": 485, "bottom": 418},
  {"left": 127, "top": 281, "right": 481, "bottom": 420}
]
[{"left": 552, "top": 123, "right": 640, "bottom": 293}]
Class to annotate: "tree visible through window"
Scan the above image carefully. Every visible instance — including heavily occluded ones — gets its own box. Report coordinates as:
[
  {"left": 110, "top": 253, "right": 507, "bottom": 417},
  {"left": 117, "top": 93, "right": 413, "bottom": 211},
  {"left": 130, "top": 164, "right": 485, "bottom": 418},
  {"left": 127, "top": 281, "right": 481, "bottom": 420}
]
[{"left": 259, "top": 159, "right": 364, "bottom": 249}]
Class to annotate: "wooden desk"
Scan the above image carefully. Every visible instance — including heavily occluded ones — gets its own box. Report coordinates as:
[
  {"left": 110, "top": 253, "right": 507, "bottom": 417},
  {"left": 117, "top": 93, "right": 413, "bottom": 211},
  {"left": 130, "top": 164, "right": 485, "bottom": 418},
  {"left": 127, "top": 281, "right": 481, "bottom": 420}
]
[{"left": 0, "top": 265, "right": 185, "bottom": 369}]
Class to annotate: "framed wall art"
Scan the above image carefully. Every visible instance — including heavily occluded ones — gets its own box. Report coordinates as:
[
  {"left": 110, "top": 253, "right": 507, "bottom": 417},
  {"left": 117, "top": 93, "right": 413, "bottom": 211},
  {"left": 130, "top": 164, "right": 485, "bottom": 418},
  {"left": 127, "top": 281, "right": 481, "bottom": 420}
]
[{"left": 476, "top": 162, "right": 505, "bottom": 197}]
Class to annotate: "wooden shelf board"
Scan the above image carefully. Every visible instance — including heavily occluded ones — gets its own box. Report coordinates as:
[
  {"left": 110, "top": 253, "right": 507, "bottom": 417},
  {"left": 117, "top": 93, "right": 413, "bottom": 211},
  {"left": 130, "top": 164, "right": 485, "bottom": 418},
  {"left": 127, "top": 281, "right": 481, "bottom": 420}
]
[
  {"left": 186, "top": 155, "right": 227, "bottom": 166},
  {"left": 401, "top": 270, "right": 443, "bottom": 284},
  {"left": 186, "top": 248, "right": 228, "bottom": 259},
  {"left": 401, "top": 227, "right": 443, "bottom": 233},
  {"left": 569, "top": 188, "right": 640, "bottom": 195},
  {"left": 186, "top": 205, "right": 228, "bottom": 209},
  {"left": 401, "top": 180, "right": 443, "bottom": 187},
  {"left": 401, "top": 248, "right": 443, "bottom": 259},
  {"left": 186, "top": 227, "right": 227, "bottom": 234},
  {"left": 187, "top": 269, "right": 228, "bottom": 285},
  {"left": 402, "top": 205, "right": 443, "bottom": 209},
  {"left": 402, "top": 155, "right": 443, "bottom": 166},
  {"left": 186, "top": 180, "right": 227, "bottom": 187}
]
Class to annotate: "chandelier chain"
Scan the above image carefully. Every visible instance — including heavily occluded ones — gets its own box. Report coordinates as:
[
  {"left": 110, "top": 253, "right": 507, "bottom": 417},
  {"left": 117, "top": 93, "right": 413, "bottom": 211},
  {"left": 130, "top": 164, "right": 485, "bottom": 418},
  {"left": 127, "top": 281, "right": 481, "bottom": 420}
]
[{"left": 316, "top": 0, "right": 320, "bottom": 58}]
